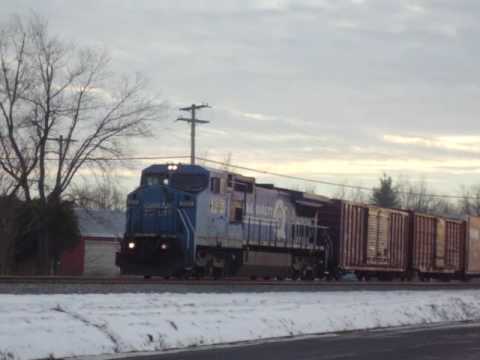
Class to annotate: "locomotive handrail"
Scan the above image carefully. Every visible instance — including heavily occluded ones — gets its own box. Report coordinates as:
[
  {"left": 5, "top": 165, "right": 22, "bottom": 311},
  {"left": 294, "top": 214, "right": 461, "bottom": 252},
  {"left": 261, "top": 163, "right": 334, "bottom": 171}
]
[
  {"left": 177, "top": 208, "right": 196, "bottom": 268},
  {"left": 177, "top": 208, "right": 193, "bottom": 250},
  {"left": 182, "top": 208, "right": 195, "bottom": 234}
]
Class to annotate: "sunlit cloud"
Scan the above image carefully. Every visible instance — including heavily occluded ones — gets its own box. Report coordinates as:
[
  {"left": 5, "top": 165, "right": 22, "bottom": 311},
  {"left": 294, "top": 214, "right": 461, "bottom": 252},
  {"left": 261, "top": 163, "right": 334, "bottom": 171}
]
[
  {"left": 4, "top": 0, "right": 480, "bottom": 195},
  {"left": 241, "top": 112, "right": 277, "bottom": 121},
  {"left": 404, "top": 3, "right": 427, "bottom": 14},
  {"left": 62, "top": 84, "right": 115, "bottom": 102},
  {"left": 383, "top": 134, "right": 480, "bottom": 153},
  {"left": 331, "top": 19, "right": 358, "bottom": 30},
  {"left": 244, "top": 157, "right": 480, "bottom": 177}
]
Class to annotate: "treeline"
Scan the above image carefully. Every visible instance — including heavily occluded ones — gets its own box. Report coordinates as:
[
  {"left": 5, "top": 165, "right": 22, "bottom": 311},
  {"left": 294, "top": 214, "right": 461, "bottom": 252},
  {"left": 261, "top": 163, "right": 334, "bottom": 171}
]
[
  {"left": 335, "top": 173, "right": 480, "bottom": 218},
  {"left": 0, "top": 175, "right": 126, "bottom": 275}
]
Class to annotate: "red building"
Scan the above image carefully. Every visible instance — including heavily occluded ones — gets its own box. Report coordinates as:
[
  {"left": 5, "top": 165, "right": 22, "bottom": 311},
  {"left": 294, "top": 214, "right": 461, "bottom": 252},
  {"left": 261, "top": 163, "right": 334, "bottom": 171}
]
[{"left": 59, "top": 209, "right": 125, "bottom": 276}]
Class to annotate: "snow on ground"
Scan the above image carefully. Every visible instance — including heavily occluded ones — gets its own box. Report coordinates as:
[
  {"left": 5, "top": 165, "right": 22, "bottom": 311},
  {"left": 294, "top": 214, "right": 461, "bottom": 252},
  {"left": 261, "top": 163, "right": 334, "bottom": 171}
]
[{"left": 1, "top": 290, "right": 480, "bottom": 360}]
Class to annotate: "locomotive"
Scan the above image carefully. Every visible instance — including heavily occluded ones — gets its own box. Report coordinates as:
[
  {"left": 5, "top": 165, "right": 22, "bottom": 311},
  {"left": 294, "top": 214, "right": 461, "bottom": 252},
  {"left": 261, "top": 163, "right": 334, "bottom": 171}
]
[
  {"left": 116, "top": 163, "right": 480, "bottom": 280},
  {"left": 116, "top": 163, "right": 334, "bottom": 279}
]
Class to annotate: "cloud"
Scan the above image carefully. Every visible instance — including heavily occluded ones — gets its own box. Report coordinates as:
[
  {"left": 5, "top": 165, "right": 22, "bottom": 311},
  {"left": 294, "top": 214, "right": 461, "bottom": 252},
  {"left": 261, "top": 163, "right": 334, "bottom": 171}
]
[
  {"left": 3, "top": 0, "right": 480, "bottom": 194},
  {"left": 404, "top": 3, "right": 427, "bottom": 14},
  {"left": 331, "top": 19, "right": 359, "bottom": 30},
  {"left": 383, "top": 134, "right": 480, "bottom": 154},
  {"left": 240, "top": 112, "right": 277, "bottom": 121}
]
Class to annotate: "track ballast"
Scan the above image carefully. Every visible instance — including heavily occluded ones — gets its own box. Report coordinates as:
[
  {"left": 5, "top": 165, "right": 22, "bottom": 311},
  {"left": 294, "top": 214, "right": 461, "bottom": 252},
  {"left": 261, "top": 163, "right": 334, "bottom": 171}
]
[{"left": 1, "top": 276, "right": 480, "bottom": 294}]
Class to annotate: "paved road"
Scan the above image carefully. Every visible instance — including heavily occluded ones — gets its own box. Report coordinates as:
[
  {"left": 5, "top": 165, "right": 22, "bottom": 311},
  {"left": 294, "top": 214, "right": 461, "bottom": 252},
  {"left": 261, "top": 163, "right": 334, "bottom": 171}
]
[{"left": 122, "top": 323, "right": 480, "bottom": 360}]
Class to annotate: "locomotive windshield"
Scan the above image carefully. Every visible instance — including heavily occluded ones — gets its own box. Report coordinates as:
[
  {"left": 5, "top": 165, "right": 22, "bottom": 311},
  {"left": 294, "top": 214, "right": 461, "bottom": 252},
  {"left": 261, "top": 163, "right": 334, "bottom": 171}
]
[
  {"left": 144, "top": 174, "right": 168, "bottom": 186},
  {"left": 143, "top": 173, "right": 208, "bottom": 193}
]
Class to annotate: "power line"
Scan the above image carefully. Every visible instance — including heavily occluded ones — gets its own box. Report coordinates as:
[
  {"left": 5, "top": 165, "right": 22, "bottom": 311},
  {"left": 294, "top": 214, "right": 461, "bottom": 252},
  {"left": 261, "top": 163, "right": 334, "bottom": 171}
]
[
  {"left": 82, "top": 155, "right": 191, "bottom": 162},
  {"left": 195, "top": 157, "right": 473, "bottom": 200},
  {"left": 0, "top": 155, "right": 190, "bottom": 162}
]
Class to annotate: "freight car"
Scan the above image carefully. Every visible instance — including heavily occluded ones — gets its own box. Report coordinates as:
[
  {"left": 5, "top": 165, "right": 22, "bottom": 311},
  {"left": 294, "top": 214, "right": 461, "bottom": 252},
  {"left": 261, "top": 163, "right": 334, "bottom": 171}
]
[
  {"left": 316, "top": 200, "right": 410, "bottom": 281},
  {"left": 410, "top": 213, "right": 465, "bottom": 281},
  {"left": 116, "top": 163, "right": 480, "bottom": 281}
]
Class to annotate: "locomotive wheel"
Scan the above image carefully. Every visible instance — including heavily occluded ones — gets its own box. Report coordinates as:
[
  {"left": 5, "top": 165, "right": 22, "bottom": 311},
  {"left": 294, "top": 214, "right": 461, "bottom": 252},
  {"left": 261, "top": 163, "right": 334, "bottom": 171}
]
[
  {"left": 355, "top": 272, "right": 364, "bottom": 282},
  {"left": 378, "top": 273, "right": 393, "bottom": 282},
  {"left": 326, "top": 270, "right": 339, "bottom": 282},
  {"left": 193, "top": 265, "right": 207, "bottom": 279},
  {"left": 212, "top": 266, "right": 223, "bottom": 280},
  {"left": 290, "top": 270, "right": 301, "bottom": 281},
  {"left": 440, "top": 275, "right": 451, "bottom": 282},
  {"left": 355, "top": 272, "right": 370, "bottom": 281},
  {"left": 301, "top": 269, "right": 314, "bottom": 281}
]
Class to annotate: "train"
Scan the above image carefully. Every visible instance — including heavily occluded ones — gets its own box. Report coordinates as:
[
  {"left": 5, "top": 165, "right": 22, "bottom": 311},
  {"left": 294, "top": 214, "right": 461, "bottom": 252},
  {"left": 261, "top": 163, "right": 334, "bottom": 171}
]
[{"left": 116, "top": 163, "right": 480, "bottom": 281}]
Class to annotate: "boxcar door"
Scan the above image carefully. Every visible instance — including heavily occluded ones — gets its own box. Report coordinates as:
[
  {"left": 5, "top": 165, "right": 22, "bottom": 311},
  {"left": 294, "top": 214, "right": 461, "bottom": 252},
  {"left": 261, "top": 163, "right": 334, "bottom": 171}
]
[
  {"left": 366, "top": 208, "right": 389, "bottom": 265},
  {"left": 435, "top": 218, "right": 446, "bottom": 269},
  {"left": 466, "top": 216, "right": 480, "bottom": 275}
]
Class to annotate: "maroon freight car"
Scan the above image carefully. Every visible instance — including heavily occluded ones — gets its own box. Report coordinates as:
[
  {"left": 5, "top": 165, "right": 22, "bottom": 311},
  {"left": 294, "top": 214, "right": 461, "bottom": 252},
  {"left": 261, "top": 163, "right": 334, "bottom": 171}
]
[
  {"left": 318, "top": 200, "right": 410, "bottom": 279},
  {"left": 410, "top": 213, "right": 465, "bottom": 280},
  {"left": 465, "top": 216, "right": 480, "bottom": 277}
]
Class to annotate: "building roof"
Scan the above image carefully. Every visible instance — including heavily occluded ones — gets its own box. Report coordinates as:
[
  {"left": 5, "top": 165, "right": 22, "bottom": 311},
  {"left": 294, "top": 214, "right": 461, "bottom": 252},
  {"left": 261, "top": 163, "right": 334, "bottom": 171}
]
[{"left": 75, "top": 208, "right": 125, "bottom": 238}]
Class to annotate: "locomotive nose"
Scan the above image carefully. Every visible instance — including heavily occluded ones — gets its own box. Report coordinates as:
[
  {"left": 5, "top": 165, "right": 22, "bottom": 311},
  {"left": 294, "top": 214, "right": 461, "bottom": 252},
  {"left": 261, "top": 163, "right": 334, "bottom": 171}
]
[
  {"left": 125, "top": 185, "right": 176, "bottom": 235},
  {"left": 119, "top": 185, "right": 186, "bottom": 276}
]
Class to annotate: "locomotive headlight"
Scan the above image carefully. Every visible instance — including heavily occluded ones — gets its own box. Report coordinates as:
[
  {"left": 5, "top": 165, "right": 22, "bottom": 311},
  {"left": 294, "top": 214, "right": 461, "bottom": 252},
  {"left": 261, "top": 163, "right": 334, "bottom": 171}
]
[
  {"left": 167, "top": 164, "right": 178, "bottom": 171},
  {"left": 167, "top": 164, "right": 173, "bottom": 170},
  {"left": 163, "top": 178, "right": 169, "bottom": 185},
  {"left": 128, "top": 242, "right": 136, "bottom": 249},
  {"left": 160, "top": 243, "right": 168, "bottom": 250}
]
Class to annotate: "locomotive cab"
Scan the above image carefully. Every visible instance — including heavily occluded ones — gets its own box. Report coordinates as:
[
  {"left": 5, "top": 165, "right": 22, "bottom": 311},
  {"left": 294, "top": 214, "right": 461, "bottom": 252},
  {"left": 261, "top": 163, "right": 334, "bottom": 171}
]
[{"left": 116, "top": 164, "right": 208, "bottom": 276}]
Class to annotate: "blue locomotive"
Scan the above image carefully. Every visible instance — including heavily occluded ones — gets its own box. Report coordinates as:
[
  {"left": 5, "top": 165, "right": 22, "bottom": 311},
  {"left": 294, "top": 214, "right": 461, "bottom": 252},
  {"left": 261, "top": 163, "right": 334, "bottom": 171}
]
[{"left": 116, "top": 163, "right": 333, "bottom": 278}]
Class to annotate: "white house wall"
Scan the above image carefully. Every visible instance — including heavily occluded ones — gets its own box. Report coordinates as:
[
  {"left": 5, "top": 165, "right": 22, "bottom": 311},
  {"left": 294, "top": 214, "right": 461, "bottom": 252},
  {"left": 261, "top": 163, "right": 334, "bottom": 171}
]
[{"left": 84, "top": 240, "right": 120, "bottom": 276}]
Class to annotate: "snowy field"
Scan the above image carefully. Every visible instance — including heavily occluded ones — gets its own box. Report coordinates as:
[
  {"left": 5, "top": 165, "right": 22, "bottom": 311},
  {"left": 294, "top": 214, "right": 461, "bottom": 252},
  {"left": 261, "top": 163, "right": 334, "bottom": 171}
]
[{"left": 1, "top": 290, "right": 480, "bottom": 360}]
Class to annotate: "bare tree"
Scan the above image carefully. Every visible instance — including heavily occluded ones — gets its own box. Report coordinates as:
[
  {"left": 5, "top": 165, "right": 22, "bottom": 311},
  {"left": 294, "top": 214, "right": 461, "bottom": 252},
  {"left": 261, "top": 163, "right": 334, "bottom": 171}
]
[
  {"left": 0, "top": 15, "right": 158, "bottom": 203},
  {"left": 459, "top": 185, "right": 480, "bottom": 216},
  {"left": 0, "top": 172, "right": 16, "bottom": 196},
  {"left": 333, "top": 181, "right": 367, "bottom": 203},
  {"left": 0, "top": 155, "right": 20, "bottom": 274},
  {"left": 0, "top": 15, "right": 159, "bottom": 273},
  {"left": 433, "top": 198, "right": 459, "bottom": 218},
  {"left": 69, "top": 173, "right": 126, "bottom": 211},
  {"left": 0, "top": 198, "right": 17, "bottom": 274},
  {"left": 396, "top": 176, "right": 459, "bottom": 217},
  {"left": 397, "top": 177, "right": 436, "bottom": 213}
]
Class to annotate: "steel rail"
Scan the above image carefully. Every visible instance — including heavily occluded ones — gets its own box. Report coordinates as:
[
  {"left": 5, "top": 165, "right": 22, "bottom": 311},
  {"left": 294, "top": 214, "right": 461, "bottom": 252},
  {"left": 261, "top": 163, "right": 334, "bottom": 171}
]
[{"left": 0, "top": 276, "right": 479, "bottom": 288}]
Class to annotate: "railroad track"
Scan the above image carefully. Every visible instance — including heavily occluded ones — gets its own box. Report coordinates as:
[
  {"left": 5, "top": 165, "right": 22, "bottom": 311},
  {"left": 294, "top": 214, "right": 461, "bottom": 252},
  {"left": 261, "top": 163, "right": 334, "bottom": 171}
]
[{"left": 1, "top": 275, "right": 479, "bottom": 288}]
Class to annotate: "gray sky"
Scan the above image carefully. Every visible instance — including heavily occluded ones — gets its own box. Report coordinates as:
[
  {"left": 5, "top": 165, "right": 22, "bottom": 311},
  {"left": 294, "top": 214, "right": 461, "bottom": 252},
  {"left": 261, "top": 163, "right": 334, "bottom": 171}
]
[{"left": 2, "top": 0, "right": 480, "bottom": 195}]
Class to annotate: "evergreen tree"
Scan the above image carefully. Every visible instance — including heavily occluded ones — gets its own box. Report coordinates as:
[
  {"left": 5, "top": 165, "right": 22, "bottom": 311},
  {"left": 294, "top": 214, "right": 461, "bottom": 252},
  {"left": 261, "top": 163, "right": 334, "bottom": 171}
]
[{"left": 371, "top": 173, "right": 400, "bottom": 208}]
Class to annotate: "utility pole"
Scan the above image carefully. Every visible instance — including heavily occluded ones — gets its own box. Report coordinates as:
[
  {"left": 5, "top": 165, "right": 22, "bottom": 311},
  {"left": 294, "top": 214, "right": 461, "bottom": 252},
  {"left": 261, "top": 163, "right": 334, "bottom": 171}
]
[
  {"left": 42, "top": 135, "right": 77, "bottom": 275},
  {"left": 47, "top": 135, "right": 78, "bottom": 173},
  {"left": 47, "top": 135, "right": 77, "bottom": 157},
  {"left": 177, "top": 103, "right": 210, "bottom": 165},
  {"left": 46, "top": 135, "right": 77, "bottom": 188}
]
